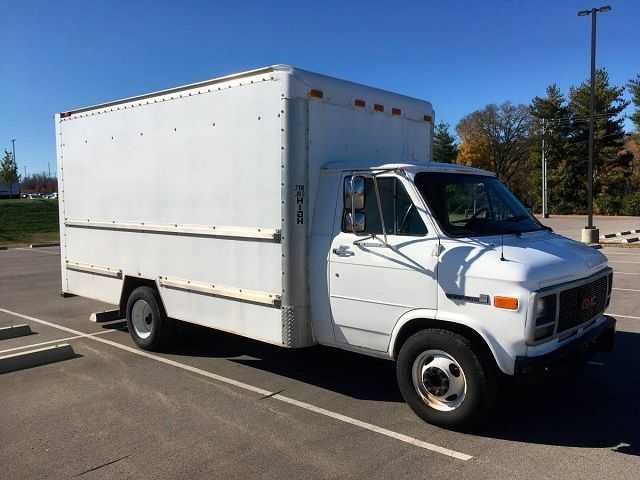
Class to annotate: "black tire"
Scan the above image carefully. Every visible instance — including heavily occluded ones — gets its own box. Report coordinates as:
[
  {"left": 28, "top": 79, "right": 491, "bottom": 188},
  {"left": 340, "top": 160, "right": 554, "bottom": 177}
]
[
  {"left": 396, "top": 329, "right": 496, "bottom": 429},
  {"left": 125, "top": 286, "right": 174, "bottom": 351}
]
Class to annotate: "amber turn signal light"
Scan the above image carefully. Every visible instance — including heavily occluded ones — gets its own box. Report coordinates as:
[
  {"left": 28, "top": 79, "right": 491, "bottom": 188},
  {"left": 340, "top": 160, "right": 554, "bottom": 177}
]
[{"left": 494, "top": 296, "right": 519, "bottom": 310}]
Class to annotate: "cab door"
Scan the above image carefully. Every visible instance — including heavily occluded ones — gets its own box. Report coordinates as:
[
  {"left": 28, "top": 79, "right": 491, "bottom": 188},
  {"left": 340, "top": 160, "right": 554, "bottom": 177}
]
[{"left": 328, "top": 174, "right": 439, "bottom": 352}]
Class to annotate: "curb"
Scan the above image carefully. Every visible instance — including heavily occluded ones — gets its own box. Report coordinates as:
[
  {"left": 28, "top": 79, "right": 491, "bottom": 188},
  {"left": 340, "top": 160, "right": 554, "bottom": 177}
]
[
  {"left": 29, "top": 243, "right": 60, "bottom": 248},
  {"left": 0, "top": 324, "right": 32, "bottom": 340},
  {"left": 0, "top": 344, "right": 75, "bottom": 374},
  {"left": 598, "top": 241, "right": 640, "bottom": 249},
  {"left": 600, "top": 229, "right": 640, "bottom": 240},
  {"left": 90, "top": 310, "right": 121, "bottom": 323}
]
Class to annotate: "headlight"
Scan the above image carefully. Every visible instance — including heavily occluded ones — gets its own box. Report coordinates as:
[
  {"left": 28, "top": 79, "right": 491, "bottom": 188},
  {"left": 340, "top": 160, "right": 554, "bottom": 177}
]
[{"left": 534, "top": 294, "right": 557, "bottom": 340}]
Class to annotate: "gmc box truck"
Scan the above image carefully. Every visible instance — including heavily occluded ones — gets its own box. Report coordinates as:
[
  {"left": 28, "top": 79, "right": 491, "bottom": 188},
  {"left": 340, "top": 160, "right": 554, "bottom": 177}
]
[{"left": 56, "top": 65, "right": 615, "bottom": 428}]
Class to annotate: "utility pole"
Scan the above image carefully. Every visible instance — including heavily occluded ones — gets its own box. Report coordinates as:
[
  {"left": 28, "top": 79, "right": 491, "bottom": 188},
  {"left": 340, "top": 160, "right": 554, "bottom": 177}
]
[
  {"left": 578, "top": 5, "right": 610, "bottom": 244},
  {"left": 11, "top": 139, "right": 16, "bottom": 164},
  {"left": 541, "top": 119, "right": 549, "bottom": 218}
]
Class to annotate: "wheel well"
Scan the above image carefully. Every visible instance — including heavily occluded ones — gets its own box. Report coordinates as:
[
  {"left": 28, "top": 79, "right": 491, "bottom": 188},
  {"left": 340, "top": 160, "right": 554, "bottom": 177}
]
[
  {"left": 392, "top": 318, "right": 497, "bottom": 368},
  {"left": 119, "top": 276, "right": 159, "bottom": 316}
]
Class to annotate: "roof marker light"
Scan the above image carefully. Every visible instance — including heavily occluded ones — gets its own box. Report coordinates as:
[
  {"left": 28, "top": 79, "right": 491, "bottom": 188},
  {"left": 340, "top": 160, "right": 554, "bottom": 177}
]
[
  {"left": 374, "top": 104, "right": 384, "bottom": 112},
  {"left": 392, "top": 108, "right": 401, "bottom": 116},
  {"left": 424, "top": 115, "right": 433, "bottom": 122},
  {"left": 60, "top": 112, "right": 72, "bottom": 118},
  {"left": 354, "top": 99, "right": 366, "bottom": 108},
  {"left": 308, "top": 89, "right": 324, "bottom": 99}
]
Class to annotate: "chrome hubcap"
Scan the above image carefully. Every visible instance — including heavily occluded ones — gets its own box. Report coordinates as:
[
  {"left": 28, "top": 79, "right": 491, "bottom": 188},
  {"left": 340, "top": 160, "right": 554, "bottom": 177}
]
[
  {"left": 131, "top": 299, "right": 153, "bottom": 339},
  {"left": 412, "top": 349, "right": 467, "bottom": 411}
]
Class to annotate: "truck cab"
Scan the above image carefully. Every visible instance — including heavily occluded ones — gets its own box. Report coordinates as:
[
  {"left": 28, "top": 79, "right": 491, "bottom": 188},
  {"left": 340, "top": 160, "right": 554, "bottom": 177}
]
[{"left": 314, "top": 161, "right": 615, "bottom": 427}]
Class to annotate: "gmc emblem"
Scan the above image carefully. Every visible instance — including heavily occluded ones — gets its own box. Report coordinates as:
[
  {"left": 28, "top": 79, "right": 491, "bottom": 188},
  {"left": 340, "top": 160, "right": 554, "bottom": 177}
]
[{"left": 581, "top": 295, "right": 597, "bottom": 310}]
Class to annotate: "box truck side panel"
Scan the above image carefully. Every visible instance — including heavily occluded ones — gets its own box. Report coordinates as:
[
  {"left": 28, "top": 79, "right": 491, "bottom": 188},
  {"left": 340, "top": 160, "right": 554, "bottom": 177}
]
[{"left": 58, "top": 78, "right": 287, "bottom": 345}]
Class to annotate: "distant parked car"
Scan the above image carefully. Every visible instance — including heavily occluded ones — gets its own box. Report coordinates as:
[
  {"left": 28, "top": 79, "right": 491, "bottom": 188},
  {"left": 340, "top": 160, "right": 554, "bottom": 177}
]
[{"left": 27, "top": 193, "right": 41, "bottom": 199}]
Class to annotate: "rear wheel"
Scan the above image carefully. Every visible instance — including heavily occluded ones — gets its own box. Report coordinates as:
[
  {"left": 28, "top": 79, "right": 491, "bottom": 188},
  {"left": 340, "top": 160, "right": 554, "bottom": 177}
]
[
  {"left": 396, "top": 329, "right": 496, "bottom": 429},
  {"left": 126, "top": 286, "right": 173, "bottom": 351}
]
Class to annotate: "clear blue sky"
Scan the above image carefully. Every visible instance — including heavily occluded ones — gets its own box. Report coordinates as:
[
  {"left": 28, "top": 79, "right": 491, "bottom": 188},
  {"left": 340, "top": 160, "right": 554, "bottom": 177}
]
[{"left": 2, "top": 0, "right": 638, "bottom": 177}]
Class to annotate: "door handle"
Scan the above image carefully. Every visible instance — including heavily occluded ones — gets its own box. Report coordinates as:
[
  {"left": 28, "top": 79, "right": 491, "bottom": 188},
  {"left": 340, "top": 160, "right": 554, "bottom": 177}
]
[{"left": 333, "top": 246, "right": 355, "bottom": 257}]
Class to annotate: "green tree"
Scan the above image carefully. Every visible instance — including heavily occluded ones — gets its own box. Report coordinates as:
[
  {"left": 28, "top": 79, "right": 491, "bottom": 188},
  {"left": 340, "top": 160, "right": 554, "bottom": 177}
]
[
  {"left": 530, "top": 85, "right": 571, "bottom": 213},
  {"left": 0, "top": 150, "right": 20, "bottom": 194},
  {"left": 432, "top": 122, "right": 458, "bottom": 163},
  {"left": 629, "top": 74, "right": 640, "bottom": 134},
  {"left": 567, "top": 69, "right": 629, "bottom": 214}
]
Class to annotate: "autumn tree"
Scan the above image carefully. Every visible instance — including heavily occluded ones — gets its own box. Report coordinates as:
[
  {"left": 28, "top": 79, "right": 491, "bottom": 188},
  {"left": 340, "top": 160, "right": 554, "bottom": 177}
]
[
  {"left": 456, "top": 102, "right": 533, "bottom": 200},
  {"left": 432, "top": 122, "right": 458, "bottom": 163}
]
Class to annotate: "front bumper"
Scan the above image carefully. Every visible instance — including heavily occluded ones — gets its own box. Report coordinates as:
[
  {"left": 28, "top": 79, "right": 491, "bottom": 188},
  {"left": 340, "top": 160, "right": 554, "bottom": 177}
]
[{"left": 514, "top": 315, "right": 616, "bottom": 377}]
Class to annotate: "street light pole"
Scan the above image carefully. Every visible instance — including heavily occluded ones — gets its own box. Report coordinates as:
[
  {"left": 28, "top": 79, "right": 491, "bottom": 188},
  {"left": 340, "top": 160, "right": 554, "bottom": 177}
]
[
  {"left": 541, "top": 119, "right": 549, "bottom": 218},
  {"left": 578, "top": 5, "right": 611, "bottom": 244}
]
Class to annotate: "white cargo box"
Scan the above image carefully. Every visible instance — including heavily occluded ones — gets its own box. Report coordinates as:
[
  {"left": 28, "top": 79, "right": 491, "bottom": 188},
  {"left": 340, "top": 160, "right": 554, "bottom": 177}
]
[{"left": 56, "top": 65, "right": 434, "bottom": 347}]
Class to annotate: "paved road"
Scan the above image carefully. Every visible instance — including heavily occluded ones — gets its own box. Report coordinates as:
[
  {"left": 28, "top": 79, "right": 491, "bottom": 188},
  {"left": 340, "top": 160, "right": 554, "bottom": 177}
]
[
  {"left": 1, "top": 245, "right": 640, "bottom": 479},
  {"left": 536, "top": 215, "right": 640, "bottom": 241}
]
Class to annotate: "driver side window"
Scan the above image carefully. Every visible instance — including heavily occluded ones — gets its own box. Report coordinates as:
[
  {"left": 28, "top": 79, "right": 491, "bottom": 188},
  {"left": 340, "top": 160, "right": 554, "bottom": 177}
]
[{"left": 343, "top": 177, "right": 427, "bottom": 236}]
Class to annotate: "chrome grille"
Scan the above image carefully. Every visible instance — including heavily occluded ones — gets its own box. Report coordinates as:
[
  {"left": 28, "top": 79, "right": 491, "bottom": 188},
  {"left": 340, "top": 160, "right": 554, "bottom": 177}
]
[{"left": 557, "top": 275, "right": 608, "bottom": 333}]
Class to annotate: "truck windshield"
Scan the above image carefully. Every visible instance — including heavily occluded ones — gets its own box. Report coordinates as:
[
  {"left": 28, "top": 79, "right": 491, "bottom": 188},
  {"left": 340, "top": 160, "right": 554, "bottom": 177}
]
[{"left": 414, "top": 172, "right": 545, "bottom": 238}]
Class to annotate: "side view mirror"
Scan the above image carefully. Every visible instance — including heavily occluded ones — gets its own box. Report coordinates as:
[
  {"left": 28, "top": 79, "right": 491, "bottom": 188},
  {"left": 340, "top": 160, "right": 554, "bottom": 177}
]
[
  {"left": 344, "top": 176, "right": 365, "bottom": 210},
  {"left": 344, "top": 211, "right": 365, "bottom": 233}
]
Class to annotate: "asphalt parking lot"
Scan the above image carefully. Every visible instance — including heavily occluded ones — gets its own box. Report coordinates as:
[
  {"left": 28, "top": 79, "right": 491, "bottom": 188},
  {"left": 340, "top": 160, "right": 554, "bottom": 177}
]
[{"left": 1, "top": 244, "right": 640, "bottom": 479}]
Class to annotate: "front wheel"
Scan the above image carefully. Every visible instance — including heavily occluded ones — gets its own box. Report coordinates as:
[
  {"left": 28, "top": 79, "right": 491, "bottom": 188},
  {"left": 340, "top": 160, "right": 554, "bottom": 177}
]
[{"left": 396, "top": 329, "right": 496, "bottom": 429}]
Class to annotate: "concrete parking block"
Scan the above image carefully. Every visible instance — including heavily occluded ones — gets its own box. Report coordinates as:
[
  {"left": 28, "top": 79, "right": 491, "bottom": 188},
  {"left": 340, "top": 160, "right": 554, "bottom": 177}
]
[
  {"left": 0, "top": 324, "right": 32, "bottom": 340},
  {"left": 0, "top": 344, "right": 75, "bottom": 374},
  {"left": 89, "top": 309, "right": 121, "bottom": 323}
]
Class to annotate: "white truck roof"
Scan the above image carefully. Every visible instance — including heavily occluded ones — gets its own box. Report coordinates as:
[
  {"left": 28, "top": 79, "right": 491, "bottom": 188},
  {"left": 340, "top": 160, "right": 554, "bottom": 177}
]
[
  {"left": 59, "top": 64, "right": 434, "bottom": 124},
  {"left": 322, "top": 161, "right": 495, "bottom": 178}
]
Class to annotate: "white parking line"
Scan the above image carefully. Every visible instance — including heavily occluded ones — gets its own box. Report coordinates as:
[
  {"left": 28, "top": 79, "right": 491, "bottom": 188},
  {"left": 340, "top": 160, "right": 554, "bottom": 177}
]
[
  {"left": 612, "top": 271, "right": 640, "bottom": 276},
  {"left": 0, "top": 307, "right": 472, "bottom": 461},
  {"left": 587, "top": 361, "right": 604, "bottom": 366},
  {"left": 612, "top": 287, "right": 640, "bottom": 293},
  {"left": 608, "top": 260, "right": 640, "bottom": 264},
  {"left": 0, "top": 330, "right": 117, "bottom": 355},
  {"left": 608, "top": 313, "right": 640, "bottom": 320}
]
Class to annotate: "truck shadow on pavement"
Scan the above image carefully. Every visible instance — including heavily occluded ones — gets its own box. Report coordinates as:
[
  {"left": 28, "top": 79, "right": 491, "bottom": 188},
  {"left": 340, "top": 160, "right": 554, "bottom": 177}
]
[
  {"left": 170, "top": 321, "right": 402, "bottom": 402},
  {"left": 479, "top": 330, "right": 640, "bottom": 457},
  {"left": 147, "top": 322, "right": 640, "bottom": 455}
]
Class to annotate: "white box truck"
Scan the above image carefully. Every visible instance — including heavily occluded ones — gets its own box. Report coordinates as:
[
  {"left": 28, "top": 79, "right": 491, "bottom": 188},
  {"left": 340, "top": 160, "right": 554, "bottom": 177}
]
[{"left": 56, "top": 65, "right": 615, "bottom": 428}]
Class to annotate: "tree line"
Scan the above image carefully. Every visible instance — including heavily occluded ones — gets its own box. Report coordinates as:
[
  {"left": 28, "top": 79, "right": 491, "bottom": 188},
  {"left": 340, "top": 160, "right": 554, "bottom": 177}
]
[
  {"left": 1, "top": 150, "right": 58, "bottom": 195},
  {"left": 433, "top": 69, "right": 640, "bottom": 216}
]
